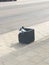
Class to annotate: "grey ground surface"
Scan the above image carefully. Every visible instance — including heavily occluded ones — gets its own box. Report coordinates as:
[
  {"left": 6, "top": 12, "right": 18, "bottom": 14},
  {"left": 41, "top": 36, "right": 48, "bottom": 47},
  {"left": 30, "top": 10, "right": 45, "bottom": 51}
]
[
  {"left": 0, "top": 37, "right": 49, "bottom": 65},
  {"left": 0, "top": 2, "right": 49, "bottom": 34}
]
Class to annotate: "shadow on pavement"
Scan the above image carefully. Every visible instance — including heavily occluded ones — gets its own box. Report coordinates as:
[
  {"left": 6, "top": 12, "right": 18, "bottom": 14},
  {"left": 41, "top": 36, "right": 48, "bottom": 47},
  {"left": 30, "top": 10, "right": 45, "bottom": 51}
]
[{"left": 10, "top": 43, "right": 29, "bottom": 50}]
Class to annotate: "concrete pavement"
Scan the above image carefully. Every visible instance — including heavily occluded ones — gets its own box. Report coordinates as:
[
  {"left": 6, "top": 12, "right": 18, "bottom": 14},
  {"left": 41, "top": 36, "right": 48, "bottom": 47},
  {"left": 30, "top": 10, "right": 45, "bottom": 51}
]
[
  {"left": 0, "top": 21, "right": 49, "bottom": 65},
  {"left": 0, "top": 21, "right": 49, "bottom": 57},
  {"left": 0, "top": 34, "right": 49, "bottom": 65},
  {"left": 0, "top": 1, "right": 49, "bottom": 64}
]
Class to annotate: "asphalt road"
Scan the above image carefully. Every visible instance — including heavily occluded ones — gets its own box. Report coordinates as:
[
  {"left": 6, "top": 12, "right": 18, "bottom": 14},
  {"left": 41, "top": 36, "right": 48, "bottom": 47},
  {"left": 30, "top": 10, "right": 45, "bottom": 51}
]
[{"left": 0, "top": 2, "right": 49, "bottom": 34}]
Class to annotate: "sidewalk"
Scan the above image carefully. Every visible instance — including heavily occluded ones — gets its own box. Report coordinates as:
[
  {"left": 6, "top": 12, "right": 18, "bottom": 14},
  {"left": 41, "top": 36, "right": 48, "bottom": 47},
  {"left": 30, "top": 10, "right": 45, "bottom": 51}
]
[
  {"left": 0, "top": 32, "right": 49, "bottom": 65},
  {"left": 0, "top": 0, "right": 49, "bottom": 7},
  {"left": 0, "top": 21, "right": 49, "bottom": 57}
]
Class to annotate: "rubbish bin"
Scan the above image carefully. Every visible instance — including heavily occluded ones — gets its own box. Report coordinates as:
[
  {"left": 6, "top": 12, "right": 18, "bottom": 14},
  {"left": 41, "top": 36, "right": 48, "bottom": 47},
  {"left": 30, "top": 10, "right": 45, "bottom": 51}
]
[{"left": 18, "top": 27, "right": 35, "bottom": 44}]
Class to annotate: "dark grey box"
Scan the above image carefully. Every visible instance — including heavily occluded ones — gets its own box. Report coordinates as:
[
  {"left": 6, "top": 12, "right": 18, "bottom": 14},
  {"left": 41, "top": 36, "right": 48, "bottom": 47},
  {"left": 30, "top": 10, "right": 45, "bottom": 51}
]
[{"left": 18, "top": 28, "right": 35, "bottom": 44}]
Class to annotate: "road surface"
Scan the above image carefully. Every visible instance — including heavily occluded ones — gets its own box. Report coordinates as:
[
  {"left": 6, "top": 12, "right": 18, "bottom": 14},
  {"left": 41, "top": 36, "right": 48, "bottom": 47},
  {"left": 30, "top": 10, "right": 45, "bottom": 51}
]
[{"left": 0, "top": 2, "right": 49, "bottom": 34}]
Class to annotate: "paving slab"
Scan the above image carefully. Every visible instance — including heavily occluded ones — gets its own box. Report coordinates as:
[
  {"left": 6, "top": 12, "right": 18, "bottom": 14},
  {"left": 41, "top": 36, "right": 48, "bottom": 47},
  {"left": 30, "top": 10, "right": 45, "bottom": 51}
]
[
  {"left": 0, "top": 30, "right": 19, "bottom": 47},
  {"left": 0, "top": 37, "right": 49, "bottom": 65},
  {"left": 37, "top": 61, "right": 49, "bottom": 65}
]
